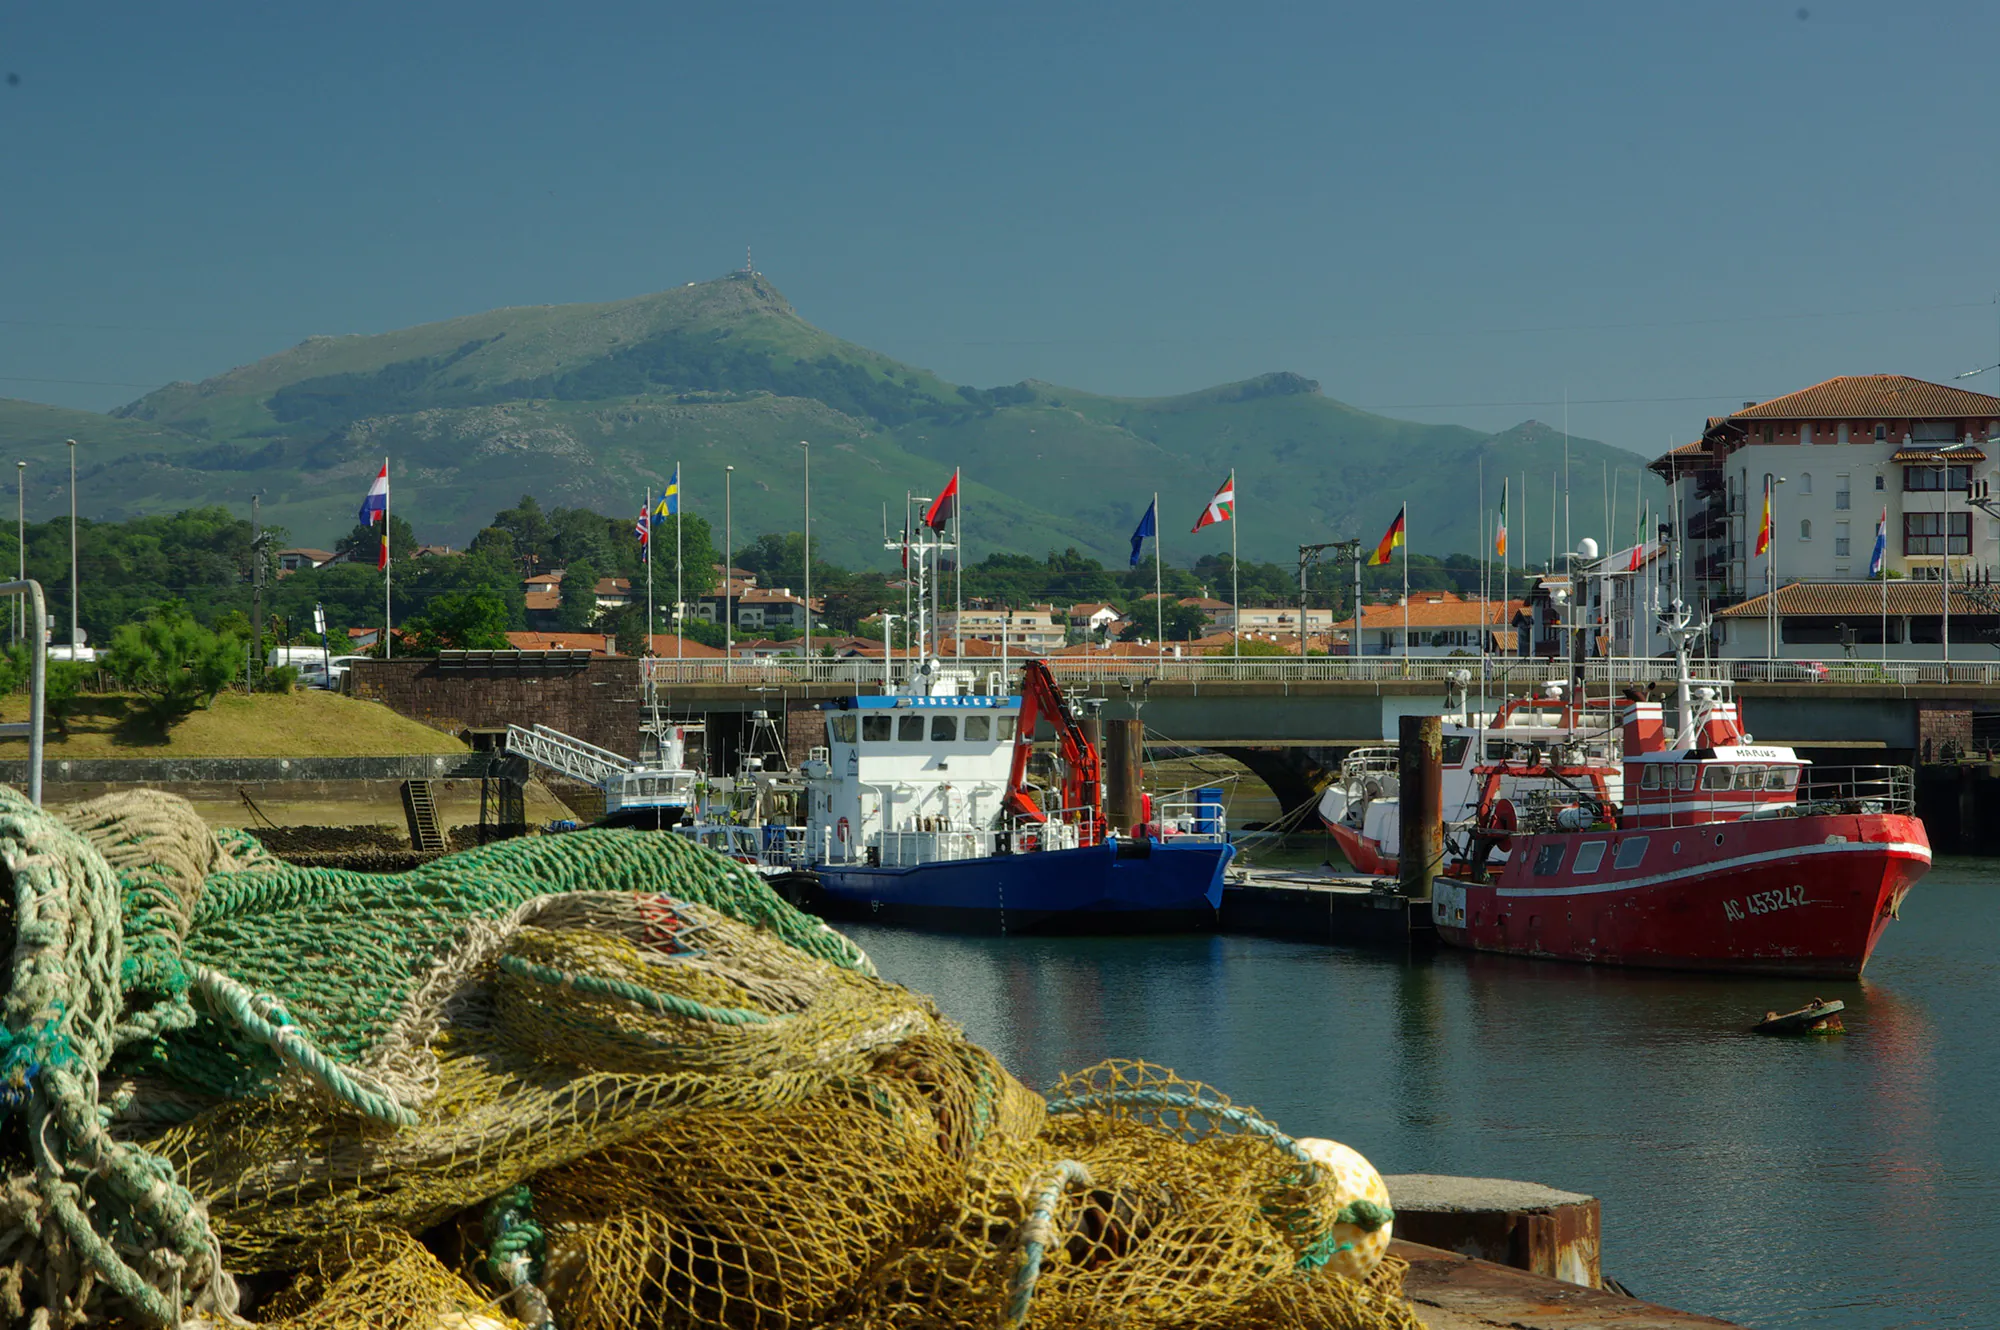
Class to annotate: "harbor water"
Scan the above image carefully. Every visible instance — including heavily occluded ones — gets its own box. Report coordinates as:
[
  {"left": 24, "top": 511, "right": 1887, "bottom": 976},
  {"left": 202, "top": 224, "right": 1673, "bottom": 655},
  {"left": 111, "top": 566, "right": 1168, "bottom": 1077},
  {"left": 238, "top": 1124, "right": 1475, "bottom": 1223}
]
[{"left": 845, "top": 843, "right": 2000, "bottom": 1329}]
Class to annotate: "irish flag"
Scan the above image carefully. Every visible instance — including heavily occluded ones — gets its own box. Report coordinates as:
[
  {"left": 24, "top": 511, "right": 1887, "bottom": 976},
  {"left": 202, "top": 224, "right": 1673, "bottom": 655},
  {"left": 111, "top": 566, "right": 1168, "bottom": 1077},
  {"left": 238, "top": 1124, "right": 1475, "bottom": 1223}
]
[
  {"left": 1191, "top": 472, "right": 1235, "bottom": 532},
  {"left": 1367, "top": 505, "right": 1406, "bottom": 566},
  {"left": 1494, "top": 478, "right": 1507, "bottom": 558}
]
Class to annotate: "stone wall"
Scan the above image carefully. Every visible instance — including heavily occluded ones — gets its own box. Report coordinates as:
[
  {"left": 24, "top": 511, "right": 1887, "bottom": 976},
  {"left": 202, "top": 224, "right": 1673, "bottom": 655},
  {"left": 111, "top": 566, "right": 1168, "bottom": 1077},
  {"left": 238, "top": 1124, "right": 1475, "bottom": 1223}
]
[
  {"left": 1918, "top": 702, "right": 1973, "bottom": 764},
  {"left": 349, "top": 658, "right": 644, "bottom": 757}
]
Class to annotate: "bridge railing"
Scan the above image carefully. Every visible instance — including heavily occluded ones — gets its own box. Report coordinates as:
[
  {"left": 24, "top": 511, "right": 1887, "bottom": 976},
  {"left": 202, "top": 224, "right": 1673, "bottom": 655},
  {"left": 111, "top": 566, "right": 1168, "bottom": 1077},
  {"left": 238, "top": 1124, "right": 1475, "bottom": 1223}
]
[{"left": 640, "top": 656, "right": 2000, "bottom": 688}]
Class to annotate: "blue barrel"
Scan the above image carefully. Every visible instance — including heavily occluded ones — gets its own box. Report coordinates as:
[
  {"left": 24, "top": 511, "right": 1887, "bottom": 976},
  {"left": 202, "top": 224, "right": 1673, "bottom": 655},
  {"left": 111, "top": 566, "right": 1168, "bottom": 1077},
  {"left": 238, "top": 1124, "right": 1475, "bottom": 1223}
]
[
  {"left": 762, "top": 823, "right": 787, "bottom": 854},
  {"left": 1194, "top": 786, "right": 1224, "bottom": 838}
]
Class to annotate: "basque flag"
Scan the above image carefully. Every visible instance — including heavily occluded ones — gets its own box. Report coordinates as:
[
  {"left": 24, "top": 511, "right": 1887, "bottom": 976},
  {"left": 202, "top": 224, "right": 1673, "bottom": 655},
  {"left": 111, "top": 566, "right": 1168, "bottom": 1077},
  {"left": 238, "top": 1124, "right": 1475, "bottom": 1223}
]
[
  {"left": 1129, "top": 498, "right": 1157, "bottom": 568},
  {"left": 356, "top": 462, "right": 389, "bottom": 569},
  {"left": 1191, "top": 473, "right": 1234, "bottom": 532},
  {"left": 1869, "top": 507, "right": 1888, "bottom": 577}
]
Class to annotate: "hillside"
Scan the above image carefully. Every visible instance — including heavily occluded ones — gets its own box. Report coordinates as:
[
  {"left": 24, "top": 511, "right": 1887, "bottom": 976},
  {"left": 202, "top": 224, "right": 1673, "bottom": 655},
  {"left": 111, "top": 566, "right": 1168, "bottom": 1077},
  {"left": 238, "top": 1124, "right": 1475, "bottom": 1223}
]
[{"left": 3, "top": 273, "right": 1661, "bottom": 568}]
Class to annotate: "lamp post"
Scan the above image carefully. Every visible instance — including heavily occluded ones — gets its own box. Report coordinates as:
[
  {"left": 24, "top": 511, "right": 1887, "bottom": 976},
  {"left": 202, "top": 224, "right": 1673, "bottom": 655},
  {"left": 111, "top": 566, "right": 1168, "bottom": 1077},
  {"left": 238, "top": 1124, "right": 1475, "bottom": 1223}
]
[
  {"left": 801, "top": 441, "right": 811, "bottom": 661},
  {"left": 66, "top": 439, "right": 78, "bottom": 655},
  {"left": 732, "top": 464, "right": 740, "bottom": 676},
  {"left": 1936, "top": 441, "right": 1982, "bottom": 665},
  {"left": 1763, "top": 472, "right": 1786, "bottom": 663},
  {"left": 13, "top": 462, "right": 23, "bottom": 645}
]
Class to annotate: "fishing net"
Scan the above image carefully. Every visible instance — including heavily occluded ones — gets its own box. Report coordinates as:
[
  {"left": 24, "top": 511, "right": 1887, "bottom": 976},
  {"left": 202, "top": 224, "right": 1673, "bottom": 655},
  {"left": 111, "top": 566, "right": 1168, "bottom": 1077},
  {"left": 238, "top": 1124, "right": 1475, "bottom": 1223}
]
[{"left": 0, "top": 786, "right": 1412, "bottom": 1329}]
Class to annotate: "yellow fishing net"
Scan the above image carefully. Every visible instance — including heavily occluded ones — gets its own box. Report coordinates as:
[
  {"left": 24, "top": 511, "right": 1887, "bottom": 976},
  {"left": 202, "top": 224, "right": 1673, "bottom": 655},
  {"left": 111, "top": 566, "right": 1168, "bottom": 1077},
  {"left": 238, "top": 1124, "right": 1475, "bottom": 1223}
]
[{"left": 0, "top": 789, "right": 1413, "bottom": 1329}]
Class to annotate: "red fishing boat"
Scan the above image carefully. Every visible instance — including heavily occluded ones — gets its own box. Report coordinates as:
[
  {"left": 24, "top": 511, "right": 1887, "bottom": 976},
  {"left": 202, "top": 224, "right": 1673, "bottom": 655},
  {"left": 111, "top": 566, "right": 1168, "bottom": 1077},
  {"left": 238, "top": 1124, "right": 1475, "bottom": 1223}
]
[{"left": 1434, "top": 624, "right": 1929, "bottom": 978}]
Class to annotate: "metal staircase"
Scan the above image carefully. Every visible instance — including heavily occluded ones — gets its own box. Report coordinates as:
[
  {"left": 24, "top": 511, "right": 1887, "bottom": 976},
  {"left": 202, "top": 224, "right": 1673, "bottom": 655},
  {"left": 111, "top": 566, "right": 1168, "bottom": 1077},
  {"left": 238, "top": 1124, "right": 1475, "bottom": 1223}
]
[{"left": 401, "top": 779, "right": 447, "bottom": 853}]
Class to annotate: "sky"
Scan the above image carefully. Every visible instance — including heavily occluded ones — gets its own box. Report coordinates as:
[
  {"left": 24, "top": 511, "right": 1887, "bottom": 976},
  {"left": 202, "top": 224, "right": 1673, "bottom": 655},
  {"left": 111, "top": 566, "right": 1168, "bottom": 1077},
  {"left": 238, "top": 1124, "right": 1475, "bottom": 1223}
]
[{"left": 4, "top": 1, "right": 2000, "bottom": 456}]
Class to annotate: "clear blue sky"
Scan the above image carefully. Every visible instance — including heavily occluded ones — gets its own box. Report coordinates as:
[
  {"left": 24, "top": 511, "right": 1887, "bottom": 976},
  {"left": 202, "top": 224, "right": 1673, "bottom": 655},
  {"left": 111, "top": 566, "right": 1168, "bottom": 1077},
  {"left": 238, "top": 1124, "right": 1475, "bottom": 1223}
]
[{"left": 5, "top": 1, "right": 1998, "bottom": 454}]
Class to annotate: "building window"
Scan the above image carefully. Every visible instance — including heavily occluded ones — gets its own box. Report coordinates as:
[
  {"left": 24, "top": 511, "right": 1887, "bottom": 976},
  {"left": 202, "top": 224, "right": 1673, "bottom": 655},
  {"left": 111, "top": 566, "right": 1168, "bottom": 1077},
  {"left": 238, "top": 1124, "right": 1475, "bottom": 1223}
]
[
  {"left": 1834, "top": 523, "right": 1850, "bottom": 558},
  {"left": 1801, "top": 423, "right": 1815, "bottom": 446},
  {"left": 1762, "top": 425, "right": 1775, "bottom": 443},
  {"left": 1905, "top": 466, "right": 1971, "bottom": 492},
  {"left": 1835, "top": 475, "right": 1850, "bottom": 510},
  {"left": 1799, "top": 519, "right": 1812, "bottom": 540},
  {"left": 1903, "top": 512, "right": 1972, "bottom": 556},
  {"left": 1875, "top": 424, "right": 1888, "bottom": 441},
  {"left": 1800, "top": 472, "right": 1813, "bottom": 494},
  {"left": 1875, "top": 473, "right": 1885, "bottom": 490}
]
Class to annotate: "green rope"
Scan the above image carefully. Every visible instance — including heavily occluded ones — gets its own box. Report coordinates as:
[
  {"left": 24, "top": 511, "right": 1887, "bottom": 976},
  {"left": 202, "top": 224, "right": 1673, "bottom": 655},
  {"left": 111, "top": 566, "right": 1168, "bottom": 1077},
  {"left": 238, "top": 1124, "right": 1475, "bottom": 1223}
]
[
  {"left": 481, "top": 1185, "right": 556, "bottom": 1330},
  {"left": 1003, "top": 1159, "right": 1093, "bottom": 1330},
  {"left": 498, "top": 954, "right": 777, "bottom": 1026}
]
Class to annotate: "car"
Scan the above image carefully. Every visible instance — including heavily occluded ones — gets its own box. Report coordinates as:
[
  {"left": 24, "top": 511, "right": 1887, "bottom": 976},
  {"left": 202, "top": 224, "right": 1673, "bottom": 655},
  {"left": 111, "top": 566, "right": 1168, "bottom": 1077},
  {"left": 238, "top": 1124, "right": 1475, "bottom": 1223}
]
[{"left": 1734, "top": 659, "right": 1829, "bottom": 683}]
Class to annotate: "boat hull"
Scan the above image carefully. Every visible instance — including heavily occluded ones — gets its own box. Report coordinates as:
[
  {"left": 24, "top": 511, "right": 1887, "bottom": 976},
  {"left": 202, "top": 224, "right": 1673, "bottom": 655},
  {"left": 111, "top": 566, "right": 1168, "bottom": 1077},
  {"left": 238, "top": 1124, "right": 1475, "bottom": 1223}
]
[
  {"left": 1431, "top": 812, "right": 1929, "bottom": 978},
  {"left": 800, "top": 838, "right": 1234, "bottom": 934},
  {"left": 1323, "top": 819, "right": 1398, "bottom": 876}
]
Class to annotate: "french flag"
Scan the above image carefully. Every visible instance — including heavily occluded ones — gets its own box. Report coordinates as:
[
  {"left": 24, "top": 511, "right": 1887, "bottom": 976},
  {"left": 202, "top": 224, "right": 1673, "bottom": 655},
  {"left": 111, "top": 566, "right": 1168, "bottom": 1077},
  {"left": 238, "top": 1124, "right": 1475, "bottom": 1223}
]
[{"left": 357, "top": 462, "right": 389, "bottom": 568}]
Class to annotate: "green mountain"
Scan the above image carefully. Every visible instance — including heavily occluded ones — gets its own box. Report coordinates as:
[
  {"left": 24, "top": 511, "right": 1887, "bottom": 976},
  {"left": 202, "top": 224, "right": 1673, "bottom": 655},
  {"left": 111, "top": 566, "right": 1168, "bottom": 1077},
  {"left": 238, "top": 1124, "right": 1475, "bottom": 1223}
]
[{"left": 5, "top": 273, "right": 1661, "bottom": 570}]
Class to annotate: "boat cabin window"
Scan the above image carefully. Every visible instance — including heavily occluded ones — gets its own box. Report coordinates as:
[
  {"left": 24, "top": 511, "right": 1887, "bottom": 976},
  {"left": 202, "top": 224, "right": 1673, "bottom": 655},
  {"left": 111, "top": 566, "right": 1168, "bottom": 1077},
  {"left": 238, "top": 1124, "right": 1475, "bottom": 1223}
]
[
  {"left": 1732, "top": 766, "right": 1766, "bottom": 791},
  {"left": 1533, "top": 843, "right": 1565, "bottom": 875},
  {"left": 1640, "top": 765, "right": 1661, "bottom": 790},
  {"left": 1700, "top": 765, "right": 1734, "bottom": 791},
  {"left": 829, "top": 714, "right": 858, "bottom": 744},
  {"left": 862, "top": 715, "right": 892, "bottom": 743},
  {"left": 1770, "top": 767, "right": 1798, "bottom": 790},
  {"left": 997, "top": 717, "right": 1018, "bottom": 742},
  {"left": 965, "top": 715, "right": 992, "bottom": 741},
  {"left": 1614, "top": 837, "right": 1648, "bottom": 869},
  {"left": 1442, "top": 735, "right": 1471, "bottom": 765},
  {"left": 1572, "top": 841, "right": 1607, "bottom": 873},
  {"left": 931, "top": 715, "right": 957, "bottom": 742},
  {"left": 1677, "top": 765, "right": 1699, "bottom": 792},
  {"left": 898, "top": 714, "right": 925, "bottom": 742}
]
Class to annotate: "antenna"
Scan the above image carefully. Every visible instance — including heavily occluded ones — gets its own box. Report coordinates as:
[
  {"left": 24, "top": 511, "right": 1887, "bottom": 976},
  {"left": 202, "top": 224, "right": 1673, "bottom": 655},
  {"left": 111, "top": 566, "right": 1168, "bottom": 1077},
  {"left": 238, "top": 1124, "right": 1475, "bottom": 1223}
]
[{"left": 744, "top": 245, "right": 754, "bottom": 275}]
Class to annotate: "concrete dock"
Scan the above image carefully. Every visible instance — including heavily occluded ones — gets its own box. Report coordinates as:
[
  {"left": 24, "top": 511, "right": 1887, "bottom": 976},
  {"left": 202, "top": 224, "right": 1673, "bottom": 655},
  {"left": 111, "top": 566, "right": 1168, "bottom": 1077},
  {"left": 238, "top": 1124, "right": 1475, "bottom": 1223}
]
[{"left": 1218, "top": 864, "right": 1433, "bottom": 948}]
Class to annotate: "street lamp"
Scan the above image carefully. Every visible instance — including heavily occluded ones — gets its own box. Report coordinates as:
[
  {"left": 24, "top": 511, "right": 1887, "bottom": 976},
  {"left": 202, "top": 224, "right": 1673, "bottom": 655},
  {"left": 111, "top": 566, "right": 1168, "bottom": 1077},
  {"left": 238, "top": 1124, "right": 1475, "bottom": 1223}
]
[
  {"left": 1763, "top": 473, "right": 1786, "bottom": 663},
  {"left": 66, "top": 440, "right": 78, "bottom": 655},
  {"left": 732, "top": 466, "right": 740, "bottom": 676}
]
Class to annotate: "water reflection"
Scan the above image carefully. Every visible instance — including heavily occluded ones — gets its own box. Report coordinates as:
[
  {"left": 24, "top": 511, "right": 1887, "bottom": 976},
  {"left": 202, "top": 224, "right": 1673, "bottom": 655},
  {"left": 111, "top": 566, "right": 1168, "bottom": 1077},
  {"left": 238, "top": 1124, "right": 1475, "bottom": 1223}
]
[{"left": 843, "top": 861, "right": 2000, "bottom": 1328}]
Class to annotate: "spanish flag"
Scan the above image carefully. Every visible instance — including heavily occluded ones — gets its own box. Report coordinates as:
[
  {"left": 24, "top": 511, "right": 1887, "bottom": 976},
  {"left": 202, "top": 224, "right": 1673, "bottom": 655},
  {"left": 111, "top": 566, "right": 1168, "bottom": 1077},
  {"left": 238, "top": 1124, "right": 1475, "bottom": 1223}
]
[
  {"left": 1754, "top": 477, "right": 1772, "bottom": 557},
  {"left": 1367, "top": 505, "right": 1406, "bottom": 566}
]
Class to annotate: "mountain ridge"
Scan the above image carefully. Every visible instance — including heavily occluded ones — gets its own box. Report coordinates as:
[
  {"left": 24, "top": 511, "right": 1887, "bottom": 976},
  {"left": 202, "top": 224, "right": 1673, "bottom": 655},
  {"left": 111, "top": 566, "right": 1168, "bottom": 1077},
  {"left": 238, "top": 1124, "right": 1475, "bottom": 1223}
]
[{"left": 6, "top": 273, "right": 1660, "bottom": 569}]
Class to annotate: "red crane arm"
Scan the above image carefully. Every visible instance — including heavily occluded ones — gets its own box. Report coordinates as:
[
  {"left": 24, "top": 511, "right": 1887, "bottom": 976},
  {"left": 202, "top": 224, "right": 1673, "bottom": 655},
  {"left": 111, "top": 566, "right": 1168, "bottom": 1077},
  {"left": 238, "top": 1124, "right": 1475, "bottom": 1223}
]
[{"left": 1002, "top": 660, "right": 1106, "bottom": 844}]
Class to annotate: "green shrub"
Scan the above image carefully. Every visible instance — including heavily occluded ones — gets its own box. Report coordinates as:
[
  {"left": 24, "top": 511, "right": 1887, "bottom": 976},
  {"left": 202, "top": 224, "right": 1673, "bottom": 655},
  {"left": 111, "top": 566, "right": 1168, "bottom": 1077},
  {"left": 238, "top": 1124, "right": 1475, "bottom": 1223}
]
[{"left": 104, "top": 603, "right": 247, "bottom": 731}]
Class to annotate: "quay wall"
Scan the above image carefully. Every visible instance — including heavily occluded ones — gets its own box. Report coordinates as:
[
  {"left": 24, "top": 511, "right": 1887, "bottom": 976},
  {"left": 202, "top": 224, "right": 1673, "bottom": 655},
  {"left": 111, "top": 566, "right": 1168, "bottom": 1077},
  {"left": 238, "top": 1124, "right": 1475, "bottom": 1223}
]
[{"left": 348, "top": 658, "right": 644, "bottom": 757}]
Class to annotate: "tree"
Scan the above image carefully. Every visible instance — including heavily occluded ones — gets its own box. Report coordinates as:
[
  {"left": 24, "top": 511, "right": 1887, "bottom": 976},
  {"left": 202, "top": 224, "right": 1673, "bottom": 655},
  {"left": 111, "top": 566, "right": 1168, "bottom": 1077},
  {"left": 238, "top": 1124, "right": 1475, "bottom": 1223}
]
[
  {"left": 491, "top": 496, "right": 556, "bottom": 568},
  {"left": 558, "top": 560, "right": 601, "bottom": 631},
  {"left": 104, "top": 602, "right": 247, "bottom": 730},
  {"left": 403, "top": 592, "right": 513, "bottom": 653},
  {"left": 334, "top": 514, "right": 415, "bottom": 568},
  {"left": 1164, "top": 604, "right": 1211, "bottom": 641}
]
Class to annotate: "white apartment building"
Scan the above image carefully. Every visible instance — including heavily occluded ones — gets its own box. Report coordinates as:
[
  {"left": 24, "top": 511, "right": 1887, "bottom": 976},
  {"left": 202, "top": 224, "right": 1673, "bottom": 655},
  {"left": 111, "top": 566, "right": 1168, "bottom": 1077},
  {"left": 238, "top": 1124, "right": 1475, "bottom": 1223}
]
[{"left": 939, "top": 606, "right": 1067, "bottom": 652}]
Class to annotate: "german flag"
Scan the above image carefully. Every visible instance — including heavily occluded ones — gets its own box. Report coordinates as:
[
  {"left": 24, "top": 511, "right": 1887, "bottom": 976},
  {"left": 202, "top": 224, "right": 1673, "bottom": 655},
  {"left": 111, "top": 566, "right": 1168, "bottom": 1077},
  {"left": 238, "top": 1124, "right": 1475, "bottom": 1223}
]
[{"left": 1367, "top": 505, "right": 1406, "bottom": 567}]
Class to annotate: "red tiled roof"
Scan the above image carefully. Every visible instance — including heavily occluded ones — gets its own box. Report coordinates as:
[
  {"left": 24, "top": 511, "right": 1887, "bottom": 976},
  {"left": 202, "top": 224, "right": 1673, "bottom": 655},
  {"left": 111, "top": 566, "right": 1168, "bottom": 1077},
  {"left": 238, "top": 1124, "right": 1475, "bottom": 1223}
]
[
  {"left": 1892, "top": 447, "right": 1987, "bottom": 463},
  {"left": 1331, "top": 598, "right": 1524, "bottom": 632},
  {"left": 642, "top": 634, "right": 726, "bottom": 658},
  {"left": 505, "top": 632, "right": 616, "bottom": 655},
  {"left": 1715, "top": 583, "right": 1998, "bottom": 617},
  {"left": 524, "top": 590, "right": 559, "bottom": 611},
  {"left": 1727, "top": 376, "right": 2000, "bottom": 422}
]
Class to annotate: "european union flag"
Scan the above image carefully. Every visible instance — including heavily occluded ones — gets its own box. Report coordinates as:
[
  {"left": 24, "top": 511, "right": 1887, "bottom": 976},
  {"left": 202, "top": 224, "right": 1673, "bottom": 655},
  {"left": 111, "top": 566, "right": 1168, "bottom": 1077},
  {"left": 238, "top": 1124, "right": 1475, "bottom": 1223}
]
[{"left": 1129, "top": 498, "right": 1157, "bottom": 567}]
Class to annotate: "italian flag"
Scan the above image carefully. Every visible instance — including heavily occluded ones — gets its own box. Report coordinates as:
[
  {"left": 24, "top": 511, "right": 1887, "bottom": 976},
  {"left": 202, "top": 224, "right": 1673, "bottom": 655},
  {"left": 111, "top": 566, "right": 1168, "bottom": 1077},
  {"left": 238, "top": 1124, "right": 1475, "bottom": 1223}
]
[{"left": 1192, "top": 472, "right": 1235, "bottom": 532}]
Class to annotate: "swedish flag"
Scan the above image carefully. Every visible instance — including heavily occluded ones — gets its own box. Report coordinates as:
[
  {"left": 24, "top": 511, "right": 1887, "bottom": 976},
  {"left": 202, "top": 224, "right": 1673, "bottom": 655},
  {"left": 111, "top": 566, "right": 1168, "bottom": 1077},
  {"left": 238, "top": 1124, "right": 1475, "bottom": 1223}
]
[{"left": 656, "top": 464, "right": 681, "bottom": 521}]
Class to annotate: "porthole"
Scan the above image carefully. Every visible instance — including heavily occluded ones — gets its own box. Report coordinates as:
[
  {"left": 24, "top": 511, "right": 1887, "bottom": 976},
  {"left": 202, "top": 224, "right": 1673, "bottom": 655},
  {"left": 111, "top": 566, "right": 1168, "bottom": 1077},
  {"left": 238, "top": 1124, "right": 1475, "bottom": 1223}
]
[
  {"left": 1672, "top": 841, "right": 1681, "bottom": 853},
  {"left": 1714, "top": 832, "right": 1724, "bottom": 845}
]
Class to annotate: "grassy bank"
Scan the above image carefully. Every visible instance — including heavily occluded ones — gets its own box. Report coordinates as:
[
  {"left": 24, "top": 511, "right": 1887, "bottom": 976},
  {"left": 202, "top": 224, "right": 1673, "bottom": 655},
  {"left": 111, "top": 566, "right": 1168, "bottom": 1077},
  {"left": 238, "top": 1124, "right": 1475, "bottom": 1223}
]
[{"left": 0, "top": 690, "right": 468, "bottom": 759}]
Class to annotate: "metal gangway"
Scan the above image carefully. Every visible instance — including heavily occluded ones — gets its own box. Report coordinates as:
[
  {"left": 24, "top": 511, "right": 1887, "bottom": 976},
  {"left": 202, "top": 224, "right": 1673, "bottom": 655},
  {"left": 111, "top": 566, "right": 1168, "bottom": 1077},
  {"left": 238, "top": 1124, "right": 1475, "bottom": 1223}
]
[{"left": 503, "top": 722, "right": 699, "bottom": 821}]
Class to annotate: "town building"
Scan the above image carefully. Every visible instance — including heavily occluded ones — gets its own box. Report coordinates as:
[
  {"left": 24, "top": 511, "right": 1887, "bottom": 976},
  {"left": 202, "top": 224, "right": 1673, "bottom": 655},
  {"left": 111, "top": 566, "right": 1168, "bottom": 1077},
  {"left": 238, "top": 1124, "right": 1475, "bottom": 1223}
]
[
  {"left": 1211, "top": 606, "right": 1339, "bottom": 635},
  {"left": 1651, "top": 376, "right": 2000, "bottom": 655},
  {"left": 938, "top": 606, "right": 1067, "bottom": 653},
  {"left": 276, "top": 548, "right": 334, "bottom": 574},
  {"left": 1330, "top": 592, "right": 1523, "bottom": 657}
]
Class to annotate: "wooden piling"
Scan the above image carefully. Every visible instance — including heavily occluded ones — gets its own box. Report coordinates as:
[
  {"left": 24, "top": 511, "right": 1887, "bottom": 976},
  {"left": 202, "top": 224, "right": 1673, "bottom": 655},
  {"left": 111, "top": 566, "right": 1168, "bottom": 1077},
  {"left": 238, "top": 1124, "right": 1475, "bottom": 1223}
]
[
  {"left": 1103, "top": 717, "right": 1144, "bottom": 834},
  {"left": 1398, "top": 713, "right": 1442, "bottom": 900}
]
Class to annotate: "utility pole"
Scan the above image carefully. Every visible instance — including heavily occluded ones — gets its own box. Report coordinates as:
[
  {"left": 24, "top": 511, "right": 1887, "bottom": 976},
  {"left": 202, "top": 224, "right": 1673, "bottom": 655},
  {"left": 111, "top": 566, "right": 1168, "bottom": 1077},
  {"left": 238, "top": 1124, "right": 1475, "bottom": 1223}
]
[
  {"left": 13, "top": 461, "right": 23, "bottom": 646},
  {"left": 1296, "top": 540, "right": 1355, "bottom": 658}
]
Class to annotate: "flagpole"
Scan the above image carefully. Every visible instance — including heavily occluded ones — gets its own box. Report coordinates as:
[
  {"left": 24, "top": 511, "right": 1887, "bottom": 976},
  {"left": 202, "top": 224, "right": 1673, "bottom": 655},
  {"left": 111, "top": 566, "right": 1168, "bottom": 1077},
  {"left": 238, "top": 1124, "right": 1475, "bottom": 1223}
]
[
  {"left": 1230, "top": 470, "right": 1239, "bottom": 662},
  {"left": 1501, "top": 477, "right": 1509, "bottom": 669},
  {"left": 1154, "top": 492, "right": 1163, "bottom": 661},
  {"left": 802, "top": 441, "right": 812, "bottom": 661},
  {"left": 954, "top": 470, "right": 963, "bottom": 665},
  {"left": 645, "top": 488, "right": 655, "bottom": 654},
  {"left": 1401, "top": 502, "right": 1409, "bottom": 671},
  {"left": 675, "top": 465, "right": 683, "bottom": 663},
  {"left": 382, "top": 455, "right": 392, "bottom": 660}
]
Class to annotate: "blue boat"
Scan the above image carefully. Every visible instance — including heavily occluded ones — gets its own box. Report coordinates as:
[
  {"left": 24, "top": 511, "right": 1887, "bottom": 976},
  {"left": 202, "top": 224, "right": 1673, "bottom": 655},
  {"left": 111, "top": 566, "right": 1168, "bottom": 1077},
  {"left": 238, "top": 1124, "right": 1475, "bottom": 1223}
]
[{"left": 786, "top": 660, "right": 1234, "bottom": 934}]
